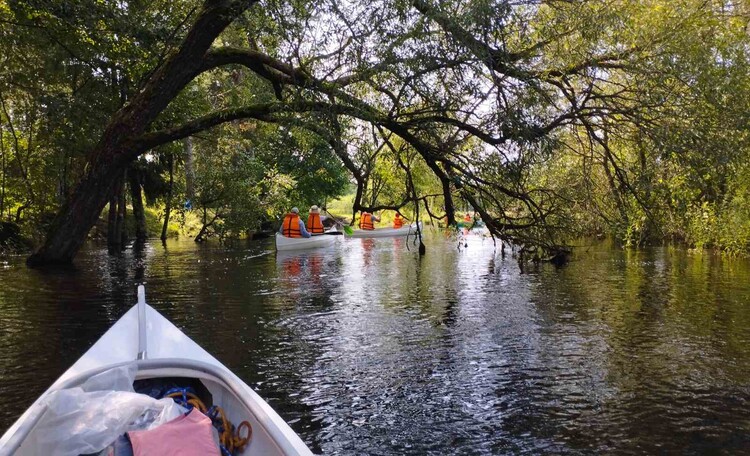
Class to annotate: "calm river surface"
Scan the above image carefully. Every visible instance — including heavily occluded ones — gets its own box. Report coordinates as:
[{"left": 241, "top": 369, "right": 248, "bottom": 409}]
[{"left": 1, "top": 233, "right": 750, "bottom": 454}]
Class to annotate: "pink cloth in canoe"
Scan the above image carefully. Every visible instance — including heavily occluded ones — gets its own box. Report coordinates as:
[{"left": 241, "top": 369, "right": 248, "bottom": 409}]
[{"left": 128, "top": 408, "right": 219, "bottom": 456}]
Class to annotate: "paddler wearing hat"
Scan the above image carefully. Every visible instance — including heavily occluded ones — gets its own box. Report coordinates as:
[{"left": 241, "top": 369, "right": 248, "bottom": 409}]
[
  {"left": 306, "top": 205, "right": 325, "bottom": 235},
  {"left": 279, "top": 207, "right": 312, "bottom": 238}
]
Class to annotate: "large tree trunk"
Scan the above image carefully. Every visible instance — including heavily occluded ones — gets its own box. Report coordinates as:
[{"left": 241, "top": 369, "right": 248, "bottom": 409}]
[
  {"left": 161, "top": 153, "right": 174, "bottom": 241},
  {"left": 27, "top": 1, "right": 251, "bottom": 267},
  {"left": 351, "top": 178, "right": 364, "bottom": 225},
  {"left": 128, "top": 167, "right": 147, "bottom": 241}
]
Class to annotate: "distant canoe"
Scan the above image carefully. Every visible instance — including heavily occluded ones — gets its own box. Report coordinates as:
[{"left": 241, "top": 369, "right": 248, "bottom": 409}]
[
  {"left": 0, "top": 286, "right": 312, "bottom": 455},
  {"left": 346, "top": 222, "right": 421, "bottom": 239},
  {"left": 275, "top": 227, "right": 338, "bottom": 251}
]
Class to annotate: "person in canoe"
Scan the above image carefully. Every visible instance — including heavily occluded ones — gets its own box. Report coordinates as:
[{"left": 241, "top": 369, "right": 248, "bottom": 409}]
[
  {"left": 280, "top": 207, "right": 312, "bottom": 238},
  {"left": 359, "top": 211, "right": 380, "bottom": 230},
  {"left": 393, "top": 212, "right": 405, "bottom": 229},
  {"left": 306, "top": 205, "right": 325, "bottom": 235}
]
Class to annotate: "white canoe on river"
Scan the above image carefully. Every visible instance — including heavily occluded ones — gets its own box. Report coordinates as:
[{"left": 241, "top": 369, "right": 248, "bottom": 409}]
[
  {"left": 275, "top": 227, "right": 338, "bottom": 251},
  {"left": 0, "top": 286, "right": 312, "bottom": 456},
  {"left": 346, "top": 222, "right": 421, "bottom": 239}
]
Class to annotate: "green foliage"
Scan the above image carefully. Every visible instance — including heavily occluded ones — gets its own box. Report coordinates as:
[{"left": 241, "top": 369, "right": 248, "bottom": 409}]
[
  {"left": 183, "top": 120, "right": 348, "bottom": 240},
  {"left": 0, "top": 0, "right": 352, "bottom": 244},
  {"left": 0, "top": 0, "right": 195, "bottom": 237},
  {"left": 5, "top": 0, "right": 750, "bottom": 256},
  {"left": 514, "top": 0, "right": 750, "bottom": 253}
]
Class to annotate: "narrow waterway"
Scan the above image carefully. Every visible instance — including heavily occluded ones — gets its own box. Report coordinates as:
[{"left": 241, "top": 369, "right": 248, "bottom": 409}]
[{"left": 1, "top": 233, "right": 749, "bottom": 454}]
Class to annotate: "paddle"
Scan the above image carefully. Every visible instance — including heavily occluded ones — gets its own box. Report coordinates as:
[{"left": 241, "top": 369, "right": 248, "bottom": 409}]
[
  {"left": 321, "top": 207, "right": 354, "bottom": 235},
  {"left": 315, "top": 231, "right": 344, "bottom": 236}
]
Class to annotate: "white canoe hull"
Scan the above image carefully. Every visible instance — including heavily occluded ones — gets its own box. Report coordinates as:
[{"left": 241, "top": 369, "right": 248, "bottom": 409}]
[
  {"left": 0, "top": 292, "right": 312, "bottom": 456},
  {"left": 275, "top": 229, "right": 337, "bottom": 251},
  {"left": 346, "top": 223, "right": 421, "bottom": 238}
]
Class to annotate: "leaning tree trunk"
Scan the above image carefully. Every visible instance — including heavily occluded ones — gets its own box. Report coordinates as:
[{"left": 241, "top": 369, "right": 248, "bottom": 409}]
[
  {"left": 195, "top": 209, "right": 220, "bottom": 243},
  {"left": 351, "top": 177, "right": 366, "bottom": 225},
  {"left": 128, "top": 167, "right": 147, "bottom": 241},
  {"left": 26, "top": 1, "right": 251, "bottom": 267}
]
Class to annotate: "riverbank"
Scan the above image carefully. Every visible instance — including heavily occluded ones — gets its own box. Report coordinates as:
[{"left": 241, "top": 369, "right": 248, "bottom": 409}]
[{"left": 4, "top": 197, "right": 750, "bottom": 260}]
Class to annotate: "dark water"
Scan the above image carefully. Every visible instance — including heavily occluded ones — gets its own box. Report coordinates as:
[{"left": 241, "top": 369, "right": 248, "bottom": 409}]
[{"left": 1, "top": 233, "right": 750, "bottom": 454}]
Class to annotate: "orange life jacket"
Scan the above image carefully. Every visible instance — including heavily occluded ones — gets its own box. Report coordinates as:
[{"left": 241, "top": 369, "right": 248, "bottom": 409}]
[
  {"left": 282, "top": 213, "right": 302, "bottom": 238},
  {"left": 359, "top": 212, "right": 375, "bottom": 230},
  {"left": 393, "top": 215, "right": 404, "bottom": 229},
  {"left": 307, "top": 212, "right": 324, "bottom": 234}
]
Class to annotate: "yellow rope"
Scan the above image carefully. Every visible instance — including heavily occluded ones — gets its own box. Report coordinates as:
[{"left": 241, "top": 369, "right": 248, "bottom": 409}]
[{"left": 165, "top": 392, "right": 252, "bottom": 453}]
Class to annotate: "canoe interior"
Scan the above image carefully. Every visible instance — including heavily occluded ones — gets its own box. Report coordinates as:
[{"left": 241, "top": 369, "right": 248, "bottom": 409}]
[{"left": 13, "top": 362, "right": 289, "bottom": 456}]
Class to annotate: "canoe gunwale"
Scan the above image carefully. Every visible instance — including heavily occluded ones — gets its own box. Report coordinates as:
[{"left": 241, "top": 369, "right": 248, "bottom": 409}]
[
  {"left": 275, "top": 231, "right": 337, "bottom": 251},
  {"left": 2, "top": 358, "right": 307, "bottom": 455}
]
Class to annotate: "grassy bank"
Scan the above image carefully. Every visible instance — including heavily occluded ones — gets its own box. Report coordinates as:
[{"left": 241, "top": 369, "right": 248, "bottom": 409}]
[{"left": 90, "top": 204, "right": 205, "bottom": 240}]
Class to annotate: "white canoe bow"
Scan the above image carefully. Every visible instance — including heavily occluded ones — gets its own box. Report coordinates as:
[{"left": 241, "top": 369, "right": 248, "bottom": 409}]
[{"left": 0, "top": 286, "right": 313, "bottom": 456}]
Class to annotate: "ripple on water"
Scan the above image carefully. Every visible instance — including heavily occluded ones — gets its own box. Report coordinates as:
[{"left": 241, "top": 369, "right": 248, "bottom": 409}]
[{"left": 1, "top": 237, "right": 750, "bottom": 453}]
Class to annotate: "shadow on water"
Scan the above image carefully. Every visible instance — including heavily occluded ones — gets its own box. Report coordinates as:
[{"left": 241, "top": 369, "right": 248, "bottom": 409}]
[{"left": 1, "top": 234, "right": 750, "bottom": 454}]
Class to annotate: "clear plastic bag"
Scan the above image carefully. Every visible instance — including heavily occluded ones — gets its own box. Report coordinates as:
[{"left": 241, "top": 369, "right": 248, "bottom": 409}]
[{"left": 19, "top": 363, "right": 185, "bottom": 456}]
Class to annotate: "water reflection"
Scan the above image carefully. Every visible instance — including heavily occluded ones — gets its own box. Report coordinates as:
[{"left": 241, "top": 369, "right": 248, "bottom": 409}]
[{"left": 1, "top": 237, "right": 750, "bottom": 453}]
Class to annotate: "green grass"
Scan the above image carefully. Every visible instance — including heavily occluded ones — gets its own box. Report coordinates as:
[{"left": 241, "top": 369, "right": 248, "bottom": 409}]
[
  {"left": 120, "top": 204, "right": 203, "bottom": 239},
  {"left": 325, "top": 192, "right": 413, "bottom": 226},
  {"left": 325, "top": 193, "right": 475, "bottom": 229},
  {"left": 325, "top": 193, "right": 354, "bottom": 219}
]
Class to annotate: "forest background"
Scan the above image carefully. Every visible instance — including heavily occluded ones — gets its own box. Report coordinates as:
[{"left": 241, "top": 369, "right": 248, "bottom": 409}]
[{"left": 1, "top": 0, "right": 750, "bottom": 261}]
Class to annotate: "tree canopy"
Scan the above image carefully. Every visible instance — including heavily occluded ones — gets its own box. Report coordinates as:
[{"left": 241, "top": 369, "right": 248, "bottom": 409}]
[{"left": 1, "top": 0, "right": 750, "bottom": 263}]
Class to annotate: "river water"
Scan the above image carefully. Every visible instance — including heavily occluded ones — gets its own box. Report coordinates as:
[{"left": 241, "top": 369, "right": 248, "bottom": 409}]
[{"left": 1, "top": 232, "right": 749, "bottom": 454}]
